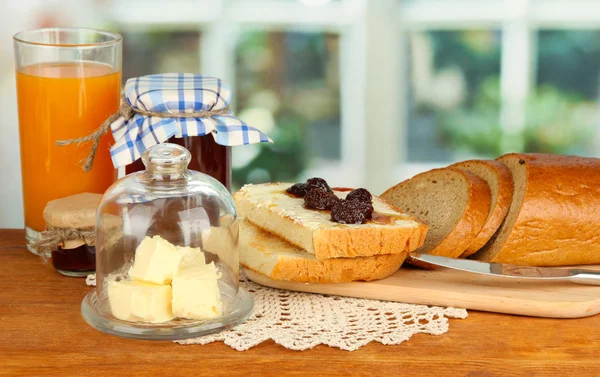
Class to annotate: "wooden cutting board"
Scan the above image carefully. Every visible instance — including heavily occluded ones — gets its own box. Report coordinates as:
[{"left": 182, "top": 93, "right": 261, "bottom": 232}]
[{"left": 244, "top": 265, "right": 600, "bottom": 318}]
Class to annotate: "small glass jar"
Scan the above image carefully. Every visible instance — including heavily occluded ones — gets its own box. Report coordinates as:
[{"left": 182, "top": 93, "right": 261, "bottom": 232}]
[
  {"left": 81, "top": 143, "right": 253, "bottom": 340},
  {"left": 35, "top": 193, "right": 101, "bottom": 277}
]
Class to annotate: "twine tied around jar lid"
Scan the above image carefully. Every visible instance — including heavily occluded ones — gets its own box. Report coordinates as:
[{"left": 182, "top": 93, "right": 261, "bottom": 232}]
[
  {"left": 56, "top": 94, "right": 231, "bottom": 172},
  {"left": 32, "top": 226, "right": 96, "bottom": 261}
]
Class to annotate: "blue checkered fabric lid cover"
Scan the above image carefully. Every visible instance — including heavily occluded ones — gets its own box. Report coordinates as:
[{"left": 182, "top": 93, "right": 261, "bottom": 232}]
[{"left": 110, "top": 74, "right": 272, "bottom": 168}]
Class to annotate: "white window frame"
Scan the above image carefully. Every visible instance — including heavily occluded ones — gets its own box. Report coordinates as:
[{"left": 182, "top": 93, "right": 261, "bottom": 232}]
[{"left": 107, "top": 0, "right": 600, "bottom": 193}]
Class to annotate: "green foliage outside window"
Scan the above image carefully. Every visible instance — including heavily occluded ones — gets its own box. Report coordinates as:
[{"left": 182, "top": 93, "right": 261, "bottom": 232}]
[
  {"left": 232, "top": 31, "right": 340, "bottom": 189},
  {"left": 417, "top": 30, "right": 600, "bottom": 159},
  {"left": 440, "top": 77, "right": 597, "bottom": 157}
]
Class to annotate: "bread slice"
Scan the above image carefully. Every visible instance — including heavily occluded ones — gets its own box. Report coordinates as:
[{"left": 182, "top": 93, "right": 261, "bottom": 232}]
[
  {"left": 381, "top": 168, "right": 491, "bottom": 259},
  {"left": 234, "top": 183, "right": 427, "bottom": 260},
  {"left": 239, "top": 220, "right": 407, "bottom": 283},
  {"left": 471, "top": 153, "right": 600, "bottom": 266},
  {"left": 451, "top": 160, "right": 513, "bottom": 257}
]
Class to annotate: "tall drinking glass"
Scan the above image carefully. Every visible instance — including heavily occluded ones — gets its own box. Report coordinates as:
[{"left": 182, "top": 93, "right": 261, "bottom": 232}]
[{"left": 14, "top": 28, "right": 122, "bottom": 254}]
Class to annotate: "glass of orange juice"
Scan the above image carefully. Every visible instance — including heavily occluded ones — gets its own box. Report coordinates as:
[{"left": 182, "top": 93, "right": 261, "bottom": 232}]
[{"left": 13, "top": 28, "right": 122, "bottom": 256}]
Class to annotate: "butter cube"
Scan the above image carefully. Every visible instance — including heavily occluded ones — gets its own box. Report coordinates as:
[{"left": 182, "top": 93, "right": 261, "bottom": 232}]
[
  {"left": 176, "top": 245, "right": 206, "bottom": 268},
  {"left": 172, "top": 262, "right": 222, "bottom": 320},
  {"left": 129, "top": 236, "right": 186, "bottom": 284},
  {"left": 107, "top": 280, "right": 175, "bottom": 323}
]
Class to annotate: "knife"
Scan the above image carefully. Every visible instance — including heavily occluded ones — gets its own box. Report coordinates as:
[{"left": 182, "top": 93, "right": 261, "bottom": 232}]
[{"left": 408, "top": 253, "right": 600, "bottom": 286}]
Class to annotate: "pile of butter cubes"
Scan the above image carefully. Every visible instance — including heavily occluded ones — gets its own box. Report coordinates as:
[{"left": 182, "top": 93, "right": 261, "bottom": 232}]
[{"left": 107, "top": 235, "right": 222, "bottom": 323}]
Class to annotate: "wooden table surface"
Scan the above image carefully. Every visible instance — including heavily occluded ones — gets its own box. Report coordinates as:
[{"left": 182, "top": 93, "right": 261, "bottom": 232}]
[{"left": 1, "top": 229, "right": 599, "bottom": 377}]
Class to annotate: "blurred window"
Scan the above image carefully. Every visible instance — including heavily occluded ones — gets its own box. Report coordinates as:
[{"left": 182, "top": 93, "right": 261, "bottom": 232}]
[
  {"left": 232, "top": 31, "right": 341, "bottom": 187},
  {"left": 104, "top": 2, "right": 600, "bottom": 188},
  {"left": 534, "top": 30, "right": 600, "bottom": 156},
  {"left": 121, "top": 30, "right": 201, "bottom": 81},
  {"left": 407, "top": 30, "right": 502, "bottom": 162}
]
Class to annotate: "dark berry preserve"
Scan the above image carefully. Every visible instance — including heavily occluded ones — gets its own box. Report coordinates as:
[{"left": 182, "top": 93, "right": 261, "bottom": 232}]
[
  {"left": 51, "top": 244, "right": 96, "bottom": 277},
  {"left": 126, "top": 136, "right": 232, "bottom": 191}
]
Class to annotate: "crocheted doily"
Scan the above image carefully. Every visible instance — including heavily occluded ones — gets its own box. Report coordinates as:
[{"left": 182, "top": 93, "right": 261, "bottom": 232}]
[{"left": 86, "top": 273, "right": 467, "bottom": 351}]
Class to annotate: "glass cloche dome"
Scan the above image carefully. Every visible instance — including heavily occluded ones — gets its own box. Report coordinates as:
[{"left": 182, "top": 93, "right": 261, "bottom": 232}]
[{"left": 81, "top": 143, "right": 253, "bottom": 340}]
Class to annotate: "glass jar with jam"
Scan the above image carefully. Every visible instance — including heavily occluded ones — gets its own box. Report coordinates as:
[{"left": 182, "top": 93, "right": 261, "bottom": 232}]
[
  {"left": 109, "top": 74, "right": 271, "bottom": 192},
  {"left": 34, "top": 193, "right": 102, "bottom": 277},
  {"left": 126, "top": 137, "right": 231, "bottom": 190},
  {"left": 81, "top": 143, "right": 253, "bottom": 340}
]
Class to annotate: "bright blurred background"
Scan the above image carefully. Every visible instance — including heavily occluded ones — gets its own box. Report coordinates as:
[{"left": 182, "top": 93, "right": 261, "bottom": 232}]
[{"left": 2, "top": 0, "right": 600, "bottom": 228}]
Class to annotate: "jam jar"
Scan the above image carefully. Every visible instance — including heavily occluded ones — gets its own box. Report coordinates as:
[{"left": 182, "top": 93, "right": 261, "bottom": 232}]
[
  {"left": 81, "top": 143, "right": 253, "bottom": 340},
  {"left": 126, "top": 136, "right": 231, "bottom": 191},
  {"left": 39, "top": 193, "right": 102, "bottom": 277}
]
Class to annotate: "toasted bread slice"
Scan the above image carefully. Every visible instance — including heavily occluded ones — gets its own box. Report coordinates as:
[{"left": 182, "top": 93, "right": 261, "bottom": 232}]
[
  {"left": 234, "top": 183, "right": 427, "bottom": 260},
  {"left": 472, "top": 153, "right": 600, "bottom": 266},
  {"left": 381, "top": 168, "right": 491, "bottom": 260},
  {"left": 451, "top": 160, "right": 513, "bottom": 257},
  {"left": 239, "top": 220, "right": 407, "bottom": 283}
]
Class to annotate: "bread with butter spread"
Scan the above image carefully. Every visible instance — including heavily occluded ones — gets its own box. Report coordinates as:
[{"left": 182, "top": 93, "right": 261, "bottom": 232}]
[{"left": 234, "top": 183, "right": 427, "bottom": 260}]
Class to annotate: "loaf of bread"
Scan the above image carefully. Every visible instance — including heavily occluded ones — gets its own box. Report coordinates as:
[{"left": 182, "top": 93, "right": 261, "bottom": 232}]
[
  {"left": 471, "top": 153, "right": 600, "bottom": 266},
  {"left": 239, "top": 220, "right": 408, "bottom": 283},
  {"left": 451, "top": 160, "right": 513, "bottom": 257},
  {"left": 381, "top": 168, "right": 491, "bottom": 259},
  {"left": 234, "top": 183, "right": 427, "bottom": 259}
]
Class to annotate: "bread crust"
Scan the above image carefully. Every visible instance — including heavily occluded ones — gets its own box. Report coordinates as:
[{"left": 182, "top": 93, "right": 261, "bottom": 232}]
[
  {"left": 241, "top": 253, "right": 407, "bottom": 283},
  {"left": 431, "top": 170, "right": 491, "bottom": 257},
  {"left": 234, "top": 184, "right": 428, "bottom": 260},
  {"left": 382, "top": 168, "right": 491, "bottom": 267},
  {"left": 240, "top": 222, "right": 408, "bottom": 283},
  {"left": 451, "top": 160, "right": 513, "bottom": 257},
  {"left": 312, "top": 222, "right": 427, "bottom": 259},
  {"left": 473, "top": 153, "right": 600, "bottom": 266}
]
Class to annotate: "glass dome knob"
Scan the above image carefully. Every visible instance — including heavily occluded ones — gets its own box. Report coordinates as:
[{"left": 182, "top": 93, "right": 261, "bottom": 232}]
[{"left": 142, "top": 143, "right": 191, "bottom": 174}]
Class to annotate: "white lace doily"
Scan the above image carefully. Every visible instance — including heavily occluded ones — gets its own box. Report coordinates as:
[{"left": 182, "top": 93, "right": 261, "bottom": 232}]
[{"left": 86, "top": 273, "right": 467, "bottom": 351}]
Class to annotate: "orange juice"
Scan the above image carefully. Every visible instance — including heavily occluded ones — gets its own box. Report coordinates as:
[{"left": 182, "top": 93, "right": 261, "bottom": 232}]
[{"left": 16, "top": 62, "right": 120, "bottom": 232}]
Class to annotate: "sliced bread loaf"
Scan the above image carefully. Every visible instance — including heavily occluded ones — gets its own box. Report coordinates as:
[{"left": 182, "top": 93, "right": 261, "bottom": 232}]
[
  {"left": 381, "top": 168, "right": 491, "bottom": 259},
  {"left": 451, "top": 160, "right": 513, "bottom": 257},
  {"left": 239, "top": 220, "right": 407, "bottom": 283},
  {"left": 234, "top": 183, "right": 427, "bottom": 260},
  {"left": 471, "top": 153, "right": 600, "bottom": 266}
]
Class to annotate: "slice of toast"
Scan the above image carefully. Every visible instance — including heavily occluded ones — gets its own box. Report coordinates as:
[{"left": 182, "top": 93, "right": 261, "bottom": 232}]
[
  {"left": 239, "top": 220, "right": 407, "bottom": 283},
  {"left": 234, "top": 183, "right": 427, "bottom": 260},
  {"left": 451, "top": 160, "right": 513, "bottom": 257},
  {"left": 381, "top": 168, "right": 491, "bottom": 260}
]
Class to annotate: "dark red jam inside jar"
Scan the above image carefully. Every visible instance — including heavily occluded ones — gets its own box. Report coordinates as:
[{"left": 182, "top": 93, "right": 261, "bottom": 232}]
[
  {"left": 51, "top": 244, "right": 96, "bottom": 277},
  {"left": 125, "top": 136, "right": 232, "bottom": 191}
]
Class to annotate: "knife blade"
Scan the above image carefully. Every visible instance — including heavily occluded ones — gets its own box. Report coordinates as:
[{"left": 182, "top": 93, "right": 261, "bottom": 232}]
[{"left": 408, "top": 253, "right": 600, "bottom": 286}]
